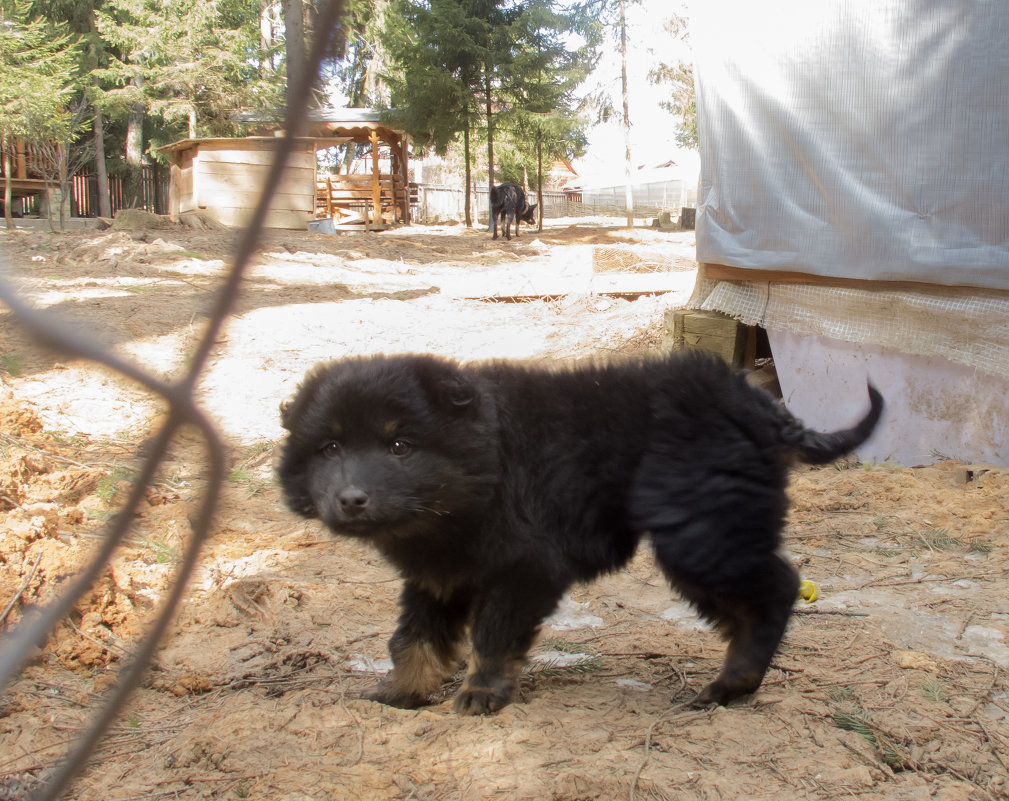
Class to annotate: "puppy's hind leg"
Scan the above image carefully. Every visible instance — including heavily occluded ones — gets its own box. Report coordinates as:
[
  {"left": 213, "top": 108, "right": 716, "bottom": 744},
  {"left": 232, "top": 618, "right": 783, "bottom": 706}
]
[
  {"left": 365, "top": 582, "right": 471, "bottom": 709},
  {"left": 651, "top": 522, "right": 799, "bottom": 707}
]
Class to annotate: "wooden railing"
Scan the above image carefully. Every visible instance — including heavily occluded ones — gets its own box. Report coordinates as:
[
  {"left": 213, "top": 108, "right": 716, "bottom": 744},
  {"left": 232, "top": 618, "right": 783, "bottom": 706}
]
[
  {"left": 0, "top": 137, "right": 53, "bottom": 181},
  {"left": 315, "top": 172, "right": 412, "bottom": 226}
]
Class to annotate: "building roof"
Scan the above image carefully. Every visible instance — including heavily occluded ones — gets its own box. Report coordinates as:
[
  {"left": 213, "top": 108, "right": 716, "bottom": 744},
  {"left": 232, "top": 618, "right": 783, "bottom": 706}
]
[
  {"left": 156, "top": 135, "right": 351, "bottom": 155},
  {"left": 233, "top": 107, "right": 385, "bottom": 125}
]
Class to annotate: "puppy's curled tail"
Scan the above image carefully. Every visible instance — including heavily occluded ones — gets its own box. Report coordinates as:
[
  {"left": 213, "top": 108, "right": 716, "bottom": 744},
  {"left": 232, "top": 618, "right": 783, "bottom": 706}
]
[{"left": 783, "top": 384, "right": 884, "bottom": 465}]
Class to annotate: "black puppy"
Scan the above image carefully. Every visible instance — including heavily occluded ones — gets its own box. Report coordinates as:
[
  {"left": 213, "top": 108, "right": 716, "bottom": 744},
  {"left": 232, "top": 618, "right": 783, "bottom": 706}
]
[
  {"left": 278, "top": 350, "right": 882, "bottom": 715},
  {"left": 490, "top": 182, "right": 537, "bottom": 240}
]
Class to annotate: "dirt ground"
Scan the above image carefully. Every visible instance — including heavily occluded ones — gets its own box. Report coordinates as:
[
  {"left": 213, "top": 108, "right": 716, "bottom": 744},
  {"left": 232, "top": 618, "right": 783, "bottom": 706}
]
[{"left": 0, "top": 218, "right": 1007, "bottom": 801}]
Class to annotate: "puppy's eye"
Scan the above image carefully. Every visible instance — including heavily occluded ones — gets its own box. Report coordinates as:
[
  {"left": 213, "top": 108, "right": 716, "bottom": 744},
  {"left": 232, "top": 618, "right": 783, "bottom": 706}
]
[
  {"left": 389, "top": 440, "right": 411, "bottom": 457},
  {"left": 320, "top": 441, "right": 341, "bottom": 458}
]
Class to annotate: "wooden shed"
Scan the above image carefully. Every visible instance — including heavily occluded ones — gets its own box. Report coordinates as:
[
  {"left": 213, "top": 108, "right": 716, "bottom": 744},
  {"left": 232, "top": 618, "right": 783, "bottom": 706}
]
[
  {"left": 157, "top": 135, "right": 348, "bottom": 229},
  {"left": 162, "top": 108, "right": 414, "bottom": 230}
]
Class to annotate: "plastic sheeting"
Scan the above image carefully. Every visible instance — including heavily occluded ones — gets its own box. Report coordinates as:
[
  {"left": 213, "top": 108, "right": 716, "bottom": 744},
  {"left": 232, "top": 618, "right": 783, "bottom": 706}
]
[{"left": 692, "top": 0, "right": 1009, "bottom": 291}]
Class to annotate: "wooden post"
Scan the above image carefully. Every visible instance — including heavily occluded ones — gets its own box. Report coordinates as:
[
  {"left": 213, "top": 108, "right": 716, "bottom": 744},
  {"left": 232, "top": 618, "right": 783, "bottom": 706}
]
[
  {"left": 168, "top": 157, "right": 181, "bottom": 217},
  {"left": 400, "top": 135, "right": 410, "bottom": 224},
  {"left": 664, "top": 309, "right": 756, "bottom": 369},
  {"left": 387, "top": 142, "right": 399, "bottom": 225},
  {"left": 15, "top": 139, "right": 27, "bottom": 179},
  {"left": 370, "top": 128, "right": 381, "bottom": 227}
]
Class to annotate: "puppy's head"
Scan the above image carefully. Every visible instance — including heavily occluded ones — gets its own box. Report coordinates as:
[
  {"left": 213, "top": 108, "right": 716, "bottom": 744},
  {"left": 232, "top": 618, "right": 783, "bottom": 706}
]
[{"left": 277, "top": 354, "right": 498, "bottom": 542}]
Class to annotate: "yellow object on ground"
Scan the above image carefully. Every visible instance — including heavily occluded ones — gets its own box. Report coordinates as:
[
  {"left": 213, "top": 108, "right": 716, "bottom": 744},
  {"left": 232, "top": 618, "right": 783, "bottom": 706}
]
[{"left": 798, "top": 579, "right": 819, "bottom": 603}]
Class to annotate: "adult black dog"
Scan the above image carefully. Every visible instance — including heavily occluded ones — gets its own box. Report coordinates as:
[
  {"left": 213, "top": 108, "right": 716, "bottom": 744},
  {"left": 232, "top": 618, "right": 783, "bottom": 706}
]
[
  {"left": 490, "top": 182, "right": 537, "bottom": 240},
  {"left": 277, "top": 350, "right": 883, "bottom": 716}
]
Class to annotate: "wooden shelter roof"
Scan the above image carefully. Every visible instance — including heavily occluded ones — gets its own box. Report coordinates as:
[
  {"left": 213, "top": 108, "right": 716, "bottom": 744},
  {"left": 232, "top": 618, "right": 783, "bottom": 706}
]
[
  {"left": 156, "top": 135, "right": 350, "bottom": 156},
  {"left": 234, "top": 108, "right": 407, "bottom": 146}
]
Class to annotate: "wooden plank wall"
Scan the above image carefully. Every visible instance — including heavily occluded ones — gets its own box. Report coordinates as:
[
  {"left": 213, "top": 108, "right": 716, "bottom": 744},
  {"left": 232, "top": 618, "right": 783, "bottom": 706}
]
[
  {"left": 191, "top": 140, "right": 315, "bottom": 229},
  {"left": 176, "top": 149, "right": 196, "bottom": 214}
]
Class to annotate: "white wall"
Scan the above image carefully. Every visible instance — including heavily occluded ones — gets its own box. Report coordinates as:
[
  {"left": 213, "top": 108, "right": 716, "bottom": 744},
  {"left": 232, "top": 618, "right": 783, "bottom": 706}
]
[{"left": 770, "top": 329, "right": 1008, "bottom": 467}]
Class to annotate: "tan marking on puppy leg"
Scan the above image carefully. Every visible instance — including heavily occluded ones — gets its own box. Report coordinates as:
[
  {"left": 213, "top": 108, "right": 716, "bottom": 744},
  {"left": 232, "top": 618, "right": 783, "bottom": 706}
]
[
  {"left": 369, "top": 639, "right": 459, "bottom": 708},
  {"left": 457, "top": 650, "right": 489, "bottom": 693},
  {"left": 394, "top": 640, "right": 457, "bottom": 694}
]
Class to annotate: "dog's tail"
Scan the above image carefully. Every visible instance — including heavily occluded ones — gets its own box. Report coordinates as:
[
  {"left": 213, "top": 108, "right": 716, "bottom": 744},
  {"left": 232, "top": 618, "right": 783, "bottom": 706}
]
[{"left": 783, "top": 384, "right": 884, "bottom": 465}]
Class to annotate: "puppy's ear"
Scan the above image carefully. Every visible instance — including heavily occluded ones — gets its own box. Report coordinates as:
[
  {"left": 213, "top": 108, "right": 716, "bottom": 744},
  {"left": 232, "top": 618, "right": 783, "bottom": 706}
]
[
  {"left": 439, "top": 376, "right": 475, "bottom": 408},
  {"left": 415, "top": 356, "right": 478, "bottom": 412},
  {"left": 279, "top": 366, "right": 327, "bottom": 430},
  {"left": 279, "top": 398, "right": 295, "bottom": 430}
]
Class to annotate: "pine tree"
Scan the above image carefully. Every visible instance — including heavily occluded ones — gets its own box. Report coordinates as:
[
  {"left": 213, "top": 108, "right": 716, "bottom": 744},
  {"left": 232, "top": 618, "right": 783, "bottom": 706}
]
[
  {"left": 382, "top": 0, "right": 593, "bottom": 229},
  {"left": 497, "top": 0, "right": 597, "bottom": 226},
  {"left": 0, "top": 1, "right": 81, "bottom": 228},
  {"left": 96, "top": 0, "right": 282, "bottom": 147},
  {"left": 25, "top": 0, "right": 114, "bottom": 216},
  {"left": 382, "top": 0, "right": 499, "bottom": 226},
  {"left": 648, "top": 12, "right": 695, "bottom": 149}
]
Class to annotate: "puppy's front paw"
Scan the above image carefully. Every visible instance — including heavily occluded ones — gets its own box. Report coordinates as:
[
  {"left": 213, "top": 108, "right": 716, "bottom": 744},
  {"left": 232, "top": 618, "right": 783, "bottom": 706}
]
[
  {"left": 452, "top": 685, "right": 512, "bottom": 716},
  {"left": 688, "top": 674, "right": 757, "bottom": 708},
  {"left": 686, "top": 686, "right": 721, "bottom": 709},
  {"left": 363, "top": 682, "right": 427, "bottom": 709}
]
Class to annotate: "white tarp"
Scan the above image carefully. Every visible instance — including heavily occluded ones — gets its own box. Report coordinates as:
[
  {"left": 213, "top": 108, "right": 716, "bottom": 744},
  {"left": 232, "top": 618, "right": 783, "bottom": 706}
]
[{"left": 691, "top": 0, "right": 1009, "bottom": 291}]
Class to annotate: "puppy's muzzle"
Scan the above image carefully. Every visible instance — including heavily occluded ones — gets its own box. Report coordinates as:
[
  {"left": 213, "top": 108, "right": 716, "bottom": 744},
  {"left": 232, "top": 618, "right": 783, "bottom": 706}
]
[{"left": 337, "top": 486, "right": 370, "bottom": 517}]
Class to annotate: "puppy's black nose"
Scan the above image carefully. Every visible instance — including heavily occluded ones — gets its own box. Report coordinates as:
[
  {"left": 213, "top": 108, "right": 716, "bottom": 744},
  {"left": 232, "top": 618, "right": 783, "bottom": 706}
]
[{"left": 337, "top": 487, "right": 369, "bottom": 515}]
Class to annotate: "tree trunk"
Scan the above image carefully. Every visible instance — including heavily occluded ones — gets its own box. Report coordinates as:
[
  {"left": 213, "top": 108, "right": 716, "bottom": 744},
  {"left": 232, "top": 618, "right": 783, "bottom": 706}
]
[
  {"left": 463, "top": 121, "right": 472, "bottom": 228},
  {"left": 283, "top": 0, "right": 305, "bottom": 113},
  {"left": 58, "top": 146, "right": 69, "bottom": 231},
  {"left": 260, "top": 0, "right": 278, "bottom": 75},
  {"left": 362, "top": 0, "right": 388, "bottom": 105},
  {"left": 125, "top": 76, "right": 145, "bottom": 209},
  {"left": 535, "top": 135, "right": 543, "bottom": 233},
  {"left": 3, "top": 151, "right": 13, "bottom": 230},
  {"left": 93, "top": 94, "right": 112, "bottom": 219},
  {"left": 484, "top": 69, "right": 494, "bottom": 231},
  {"left": 619, "top": 0, "right": 634, "bottom": 228}
]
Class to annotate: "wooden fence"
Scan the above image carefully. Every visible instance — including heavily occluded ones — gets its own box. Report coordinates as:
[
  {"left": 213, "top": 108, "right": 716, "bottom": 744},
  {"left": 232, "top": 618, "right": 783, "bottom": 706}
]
[
  {"left": 412, "top": 182, "right": 697, "bottom": 224},
  {"left": 414, "top": 186, "right": 573, "bottom": 224},
  {"left": 71, "top": 166, "right": 169, "bottom": 218},
  {"left": 1, "top": 136, "right": 167, "bottom": 218}
]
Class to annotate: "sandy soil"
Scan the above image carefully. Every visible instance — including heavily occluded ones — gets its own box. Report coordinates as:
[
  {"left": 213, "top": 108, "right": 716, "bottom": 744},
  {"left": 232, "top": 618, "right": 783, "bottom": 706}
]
[{"left": 0, "top": 219, "right": 1007, "bottom": 801}]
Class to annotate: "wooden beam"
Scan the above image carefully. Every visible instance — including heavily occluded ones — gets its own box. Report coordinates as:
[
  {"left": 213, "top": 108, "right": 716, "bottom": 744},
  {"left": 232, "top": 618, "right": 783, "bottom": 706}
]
[
  {"left": 462, "top": 289, "right": 677, "bottom": 303},
  {"left": 370, "top": 128, "right": 381, "bottom": 226},
  {"left": 400, "top": 137, "right": 410, "bottom": 224},
  {"left": 15, "top": 139, "right": 27, "bottom": 179},
  {"left": 202, "top": 189, "right": 315, "bottom": 213},
  {"left": 665, "top": 308, "right": 755, "bottom": 369},
  {"left": 169, "top": 159, "right": 181, "bottom": 216},
  {"left": 702, "top": 263, "right": 1009, "bottom": 298},
  {"left": 197, "top": 149, "right": 316, "bottom": 168}
]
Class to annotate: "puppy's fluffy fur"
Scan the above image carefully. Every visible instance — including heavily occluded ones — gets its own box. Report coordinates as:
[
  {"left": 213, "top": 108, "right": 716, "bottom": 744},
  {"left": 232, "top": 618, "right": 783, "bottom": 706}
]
[{"left": 278, "top": 350, "right": 883, "bottom": 715}]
